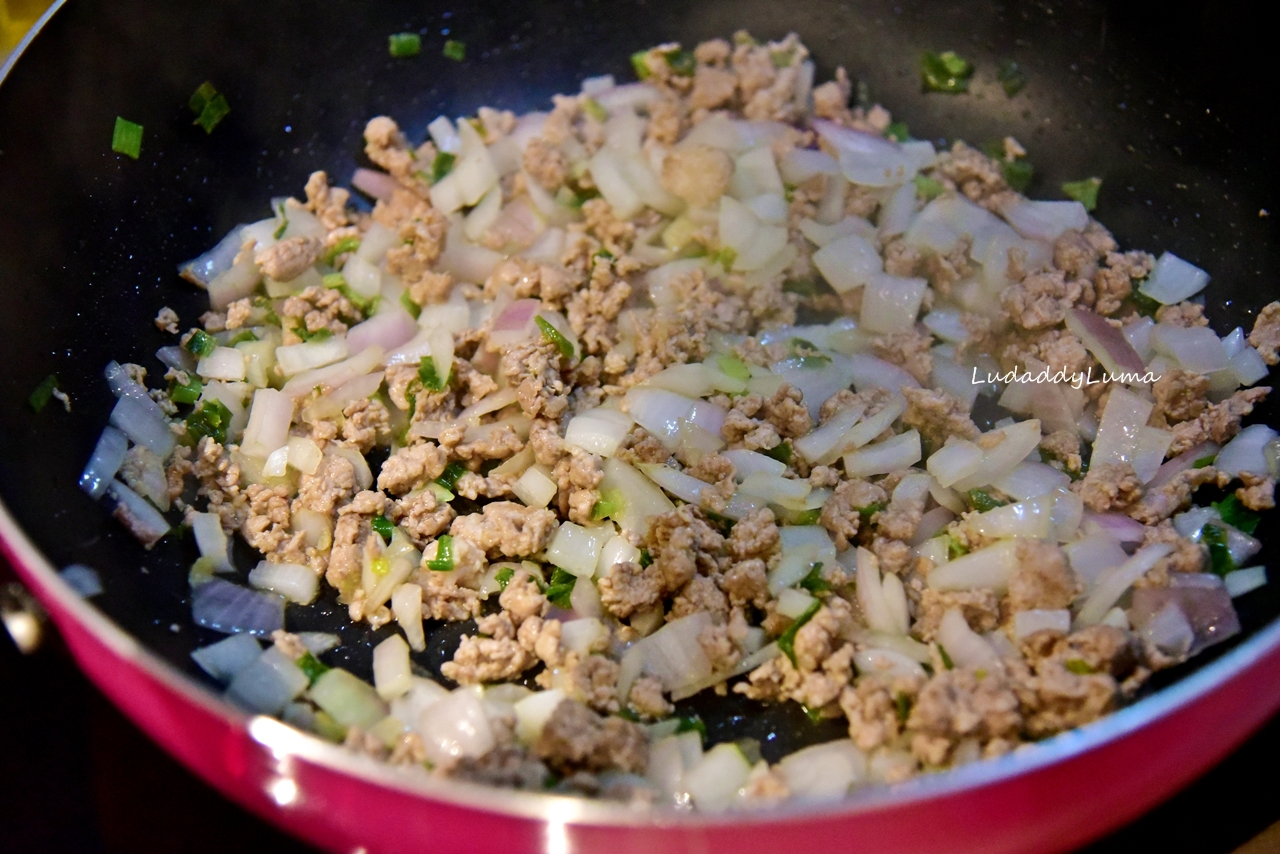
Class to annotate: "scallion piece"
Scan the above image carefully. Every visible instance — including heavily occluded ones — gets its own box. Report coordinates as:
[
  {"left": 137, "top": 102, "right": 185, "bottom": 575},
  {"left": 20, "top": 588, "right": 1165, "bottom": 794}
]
[
  {"left": 638, "top": 548, "right": 653, "bottom": 568},
  {"left": 591, "top": 489, "right": 623, "bottom": 521},
  {"left": 168, "top": 374, "right": 204, "bottom": 405},
  {"left": 1001, "top": 159, "right": 1034, "bottom": 193},
  {"left": 763, "top": 441, "right": 793, "bottom": 465},
  {"left": 967, "top": 489, "right": 1008, "bottom": 512},
  {"left": 1211, "top": 495, "right": 1261, "bottom": 535},
  {"left": 296, "top": 650, "right": 330, "bottom": 684},
  {"left": 322, "top": 236, "right": 362, "bottom": 266},
  {"left": 884, "top": 121, "right": 910, "bottom": 143},
  {"left": 426, "top": 535, "right": 456, "bottom": 571},
  {"left": 1130, "top": 291, "right": 1161, "bottom": 318},
  {"left": 715, "top": 354, "right": 751, "bottom": 382},
  {"left": 273, "top": 202, "right": 290, "bottom": 240},
  {"left": 370, "top": 515, "right": 395, "bottom": 540},
  {"left": 937, "top": 643, "right": 955, "bottom": 670},
  {"left": 894, "top": 691, "right": 912, "bottom": 723},
  {"left": 435, "top": 461, "right": 469, "bottom": 492},
  {"left": 186, "top": 399, "right": 233, "bottom": 444},
  {"left": 857, "top": 502, "right": 885, "bottom": 522},
  {"left": 28, "top": 374, "right": 60, "bottom": 413},
  {"left": 946, "top": 535, "right": 968, "bottom": 560},
  {"left": 534, "top": 315, "right": 574, "bottom": 359},
  {"left": 920, "top": 50, "right": 975, "bottom": 94},
  {"left": 1193, "top": 455, "right": 1216, "bottom": 469},
  {"left": 711, "top": 246, "right": 737, "bottom": 269},
  {"left": 794, "top": 508, "right": 822, "bottom": 526},
  {"left": 494, "top": 566, "right": 515, "bottom": 591},
  {"left": 799, "top": 561, "right": 829, "bottom": 594},
  {"left": 112, "top": 117, "right": 143, "bottom": 159},
  {"left": 418, "top": 355, "right": 450, "bottom": 392},
  {"left": 442, "top": 39, "right": 466, "bottom": 61},
  {"left": 197, "top": 94, "right": 229, "bottom": 134},
  {"left": 226, "top": 330, "right": 258, "bottom": 346},
  {"left": 429, "top": 150, "right": 456, "bottom": 184},
  {"left": 184, "top": 329, "right": 218, "bottom": 357},
  {"left": 663, "top": 48, "right": 696, "bottom": 77},
  {"left": 582, "top": 97, "right": 608, "bottom": 123},
  {"left": 777, "top": 599, "right": 822, "bottom": 666},
  {"left": 631, "top": 50, "right": 652, "bottom": 80},
  {"left": 544, "top": 568, "right": 577, "bottom": 608},
  {"left": 1061, "top": 177, "right": 1102, "bottom": 212},
  {"left": 675, "top": 714, "right": 707, "bottom": 740},
  {"left": 998, "top": 60, "right": 1027, "bottom": 97},
  {"left": 1202, "top": 523, "right": 1236, "bottom": 576},
  {"left": 389, "top": 32, "right": 422, "bottom": 58},
  {"left": 1064, "top": 659, "right": 1096, "bottom": 675},
  {"left": 399, "top": 290, "right": 422, "bottom": 320},
  {"left": 914, "top": 173, "right": 945, "bottom": 200}
]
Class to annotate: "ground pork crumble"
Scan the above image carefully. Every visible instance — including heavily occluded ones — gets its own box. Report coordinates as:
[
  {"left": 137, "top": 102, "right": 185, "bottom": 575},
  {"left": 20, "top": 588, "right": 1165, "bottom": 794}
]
[{"left": 87, "top": 31, "right": 1275, "bottom": 813}]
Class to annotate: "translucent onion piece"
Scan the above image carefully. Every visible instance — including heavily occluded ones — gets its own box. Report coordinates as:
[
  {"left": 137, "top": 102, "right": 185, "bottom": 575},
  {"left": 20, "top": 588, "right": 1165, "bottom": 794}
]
[
  {"left": 191, "top": 578, "right": 285, "bottom": 636},
  {"left": 248, "top": 560, "right": 318, "bottom": 605},
  {"left": 1138, "top": 251, "right": 1210, "bottom": 305},
  {"left": 80, "top": 425, "right": 129, "bottom": 498}
]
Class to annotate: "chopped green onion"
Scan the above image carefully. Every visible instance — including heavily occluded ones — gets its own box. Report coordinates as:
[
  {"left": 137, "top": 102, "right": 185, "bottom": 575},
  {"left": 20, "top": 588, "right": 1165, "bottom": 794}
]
[
  {"left": 296, "top": 650, "right": 330, "bottom": 684},
  {"left": 252, "top": 296, "right": 281, "bottom": 326},
  {"left": 188, "top": 82, "right": 230, "bottom": 134},
  {"left": 28, "top": 374, "right": 60, "bottom": 413},
  {"left": 799, "top": 561, "right": 829, "bottom": 594},
  {"left": 715, "top": 354, "right": 752, "bottom": 382},
  {"left": 370, "top": 515, "right": 395, "bottom": 540},
  {"left": 111, "top": 117, "right": 143, "bottom": 159},
  {"left": 630, "top": 50, "right": 652, "bottom": 80},
  {"left": 802, "top": 704, "right": 825, "bottom": 724},
  {"left": 638, "top": 548, "right": 653, "bottom": 568},
  {"left": 544, "top": 568, "right": 577, "bottom": 608},
  {"left": 294, "top": 325, "right": 334, "bottom": 343},
  {"left": 858, "top": 501, "right": 885, "bottom": 522},
  {"left": 555, "top": 185, "right": 584, "bottom": 208},
  {"left": 272, "top": 201, "right": 290, "bottom": 240},
  {"left": 770, "top": 48, "right": 795, "bottom": 69},
  {"left": 1062, "top": 177, "right": 1102, "bottom": 212},
  {"left": 534, "top": 315, "right": 575, "bottom": 359},
  {"left": 894, "top": 691, "right": 912, "bottom": 723},
  {"left": 582, "top": 97, "right": 609, "bottom": 123},
  {"left": 794, "top": 508, "right": 822, "bottom": 526},
  {"left": 937, "top": 644, "right": 954, "bottom": 670},
  {"left": 967, "top": 489, "right": 1009, "bottom": 512},
  {"left": 426, "top": 535, "right": 456, "bottom": 571},
  {"left": 914, "top": 173, "right": 946, "bottom": 201},
  {"left": 1001, "top": 159, "right": 1034, "bottom": 193},
  {"left": 884, "top": 121, "right": 910, "bottom": 143},
  {"left": 920, "top": 50, "right": 975, "bottom": 94},
  {"left": 675, "top": 714, "right": 707, "bottom": 740},
  {"left": 1212, "top": 495, "right": 1261, "bottom": 535},
  {"left": 663, "top": 48, "right": 696, "bottom": 77},
  {"left": 1201, "top": 523, "right": 1236, "bottom": 576},
  {"left": 710, "top": 246, "right": 737, "bottom": 269},
  {"left": 184, "top": 329, "right": 218, "bottom": 357},
  {"left": 1064, "top": 659, "right": 1096, "bottom": 675},
  {"left": 442, "top": 39, "right": 466, "bottom": 61},
  {"left": 186, "top": 399, "right": 233, "bottom": 444},
  {"left": 188, "top": 81, "right": 218, "bottom": 115},
  {"left": 399, "top": 290, "right": 422, "bottom": 320},
  {"left": 436, "top": 461, "right": 469, "bottom": 492},
  {"left": 1130, "top": 290, "right": 1162, "bottom": 318},
  {"left": 794, "top": 355, "right": 833, "bottom": 369},
  {"left": 997, "top": 60, "right": 1026, "bottom": 97},
  {"left": 429, "top": 150, "right": 457, "bottom": 184},
  {"left": 322, "top": 236, "right": 362, "bottom": 266},
  {"left": 947, "top": 535, "right": 969, "bottom": 560},
  {"left": 418, "top": 355, "right": 450, "bottom": 392},
  {"left": 782, "top": 277, "right": 826, "bottom": 297},
  {"left": 322, "top": 272, "right": 375, "bottom": 313},
  {"left": 763, "top": 441, "right": 793, "bottom": 465},
  {"left": 1193, "top": 455, "right": 1216, "bottom": 469},
  {"left": 226, "top": 330, "right": 258, "bottom": 346},
  {"left": 591, "top": 489, "right": 624, "bottom": 521},
  {"left": 494, "top": 566, "right": 515, "bottom": 590},
  {"left": 777, "top": 599, "right": 822, "bottom": 666},
  {"left": 389, "top": 32, "right": 422, "bottom": 58},
  {"left": 168, "top": 374, "right": 203, "bottom": 405}
]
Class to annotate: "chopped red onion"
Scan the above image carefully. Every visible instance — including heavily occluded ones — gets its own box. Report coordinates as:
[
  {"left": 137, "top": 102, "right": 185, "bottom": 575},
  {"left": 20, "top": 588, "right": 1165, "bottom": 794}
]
[
  {"left": 191, "top": 578, "right": 285, "bottom": 636},
  {"left": 1065, "top": 308, "right": 1146, "bottom": 375},
  {"left": 1130, "top": 578, "right": 1240, "bottom": 657},
  {"left": 1148, "top": 441, "right": 1220, "bottom": 489},
  {"left": 350, "top": 167, "right": 400, "bottom": 202},
  {"left": 347, "top": 307, "right": 418, "bottom": 354},
  {"left": 1081, "top": 511, "right": 1148, "bottom": 545}
]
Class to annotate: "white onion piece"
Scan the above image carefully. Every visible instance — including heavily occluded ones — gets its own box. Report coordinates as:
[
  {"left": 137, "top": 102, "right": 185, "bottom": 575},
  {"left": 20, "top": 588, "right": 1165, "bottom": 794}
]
[
  {"left": 196, "top": 346, "right": 247, "bottom": 381},
  {"left": 80, "top": 426, "right": 129, "bottom": 498},
  {"left": 798, "top": 215, "right": 874, "bottom": 248},
  {"left": 637, "top": 611, "right": 716, "bottom": 692},
  {"left": 351, "top": 167, "right": 399, "bottom": 202},
  {"left": 1065, "top": 309, "right": 1146, "bottom": 375},
  {"left": 180, "top": 225, "right": 247, "bottom": 286},
  {"left": 1148, "top": 441, "right": 1220, "bottom": 490},
  {"left": 722, "top": 448, "right": 787, "bottom": 480},
  {"left": 248, "top": 560, "right": 318, "bottom": 605},
  {"left": 937, "top": 608, "right": 1000, "bottom": 668},
  {"left": 1000, "top": 199, "right": 1088, "bottom": 241},
  {"left": 108, "top": 396, "right": 175, "bottom": 459},
  {"left": 732, "top": 146, "right": 785, "bottom": 199},
  {"left": 812, "top": 119, "right": 924, "bottom": 187},
  {"left": 777, "top": 741, "right": 866, "bottom": 802},
  {"left": 793, "top": 399, "right": 868, "bottom": 464},
  {"left": 373, "top": 635, "right": 414, "bottom": 701},
  {"left": 860, "top": 274, "right": 928, "bottom": 334},
  {"left": 190, "top": 511, "right": 233, "bottom": 573},
  {"left": 855, "top": 547, "right": 897, "bottom": 634},
  {"left": 191, "top": 578, "right": 284, "bottom": 636},
  {"left": 625, "top": 387, "right": 696, "bottom": 447},
  {"left": 282, "top": 345, "right": 383, "bottom": 398},
  {"left": 684, "top": 743, "right": 752, "bottom": 813},
  {"left": 104, "top": 361, "right": 166, "bottom": 417},
  {"left": 968, "top": 495, "right": 1054, "bottom": 540},
  {"left": 225, "top": 648, "right": 308, "bottom": 715},
  {"left": 512, "top": 465, "right": 558, "bottom": 509},
  {"left": 951, "top": 420, "right": 1044, "bottom": 492},
  {"left": 927, "top": 540, "right": 1019, "bottom": 592},
  {"left": 843, "top": 430, "right": 921, "bottom": 477},
  {"left": 392, "top": 583, "right": 426, "bottom": 652},
  {"left": 594, "top": 82, "right": 661, "bottom": 112},
  {"left": 347, "top": 308, "right": 417, "bottom": 354},
  {"left": 427, "top": 115, "right": 461, "bottom": 154},
  {"left": 1081, "top": 511, "right": 1147, "bottom": 547},
  {"left": 569, "top": 578, "right": 605, "bottom": 622},
  {"left": 853, "top": 647, "right": 928, "bottom": 679},
  {"left": 926, "top": 439, "right": 984, "bottom": 488},
  {"left": 191, "top": 633, "right": 262, "bottom": 683},
  {"left": 276, "top": 336, "right": 349, "bottom": 377},
  {"left": 878, "top": 181, "right": 917, "bottom": 239},
  {"left": 545, "top": 522, "right": 611, "bottom": 578},
  {"left": 1138, "top": 251, "right": 1210, "bottom": 304},
  {"left": 598, "top": 458, "right": 675, "bottom": 537},
  {"left": 1150, "top": 324, "right": 1230, "bottom": 374},
  {"left": 779, "top": 147, "right": 840, "bottom": 184},
  {"left": 240, "top": 388, "right": 294, "bottom": 457},
  {"left": 1075, "top": 543, "right": 1175, "bottom": 627},
  {"left": 207, "top": 252, "right": 260, "bottom": 311},
  {"left": 1216, "top": 424, "right": 1278, "bottom": 477},
  {"left": 1012, "top": 609, "right": 1071, "bottom": 640},
  {"left": 847, "top": 353, "right": 921, "bottom": 394},
  {"left": 911, "top": 506, "right": 956, "bottom": 547},
  {"left": 1090, "top": 386, "right": 1153, "bottom": 474},
  {"left": 436, "top": 222, "right": 503, "bottom": 284},
  {"left": 922, "top": 309, "right": 970, "bottom": 344},
  {"left": 811, "top": 232, "right": 882, "bottom": 293},
  {"left": 1224, "top": 566, "right": 1267, "bottom": 598},
  {"left": 1229, "top": 345, "right": 1269, "bottom": 387}
]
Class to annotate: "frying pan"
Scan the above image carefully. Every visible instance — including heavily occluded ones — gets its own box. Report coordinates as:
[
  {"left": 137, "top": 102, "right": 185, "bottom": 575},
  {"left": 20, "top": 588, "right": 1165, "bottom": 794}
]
[{"left": 2, "top": 0, "right": 1278, "bottom": 852}]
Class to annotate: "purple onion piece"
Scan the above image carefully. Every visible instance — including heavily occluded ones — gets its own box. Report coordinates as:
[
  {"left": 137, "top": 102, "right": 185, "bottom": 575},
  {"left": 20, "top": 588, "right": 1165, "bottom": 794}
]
[
  {"left": 191, "top": 578, "right": 285, "bottom": 636},
  {"left": 1131, "top": 581, "right": 1241, "bottom": 658}
]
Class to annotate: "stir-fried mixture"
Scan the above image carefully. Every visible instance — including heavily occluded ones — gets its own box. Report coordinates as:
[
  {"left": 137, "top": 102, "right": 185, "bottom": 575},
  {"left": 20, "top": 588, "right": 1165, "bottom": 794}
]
[{"left": 81, "top": 32, "right": 1279, "bottom": 809}]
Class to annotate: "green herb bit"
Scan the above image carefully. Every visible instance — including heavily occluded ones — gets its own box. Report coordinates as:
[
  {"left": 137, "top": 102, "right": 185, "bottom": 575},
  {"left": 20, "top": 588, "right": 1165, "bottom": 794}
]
[
  {"left": 544, "top": 568, "right": 577, "bottom": 608},
  {"left": 389, "top": 32, "right": 422, "bottom": 58},
  {"left": 802, "top": 704, "right": 825, "bottom": 724},
  {"left": 399, "top": 290, "right": 422, "bottom": 320},
  {"left": 794, "top": 508, "right": 823, "bottom": 526},
  {"left": 188, "top": 81, "right": 218, "bottom": 115},
  {"left": 1062, "top": 177, "right": 1102, "bottom": 212},
  {"left": 1064, "top": 659, "right": 1096, "bottom": 675},
  {"left": 1201, "top": 523, "right": 1236, "bottom": 576},
  {"left": 534, "top": 315, "right": 575, "bottom": 359},
  {"left": 370, "top": 515, "right": 395, "bottom": 540},
  {"left": 429, "top": 150, "right": 457, "bottom": 184},
  {"left": 252, "top": 296, "right": 281, "bottom": 326},
  {"left": 770, "top": 48, "right": 795, "bottom": 69},
  {"left": 675, "top": 714, "right": 707, "bottom": 740},
  {"left": 195, "top": 93, "right": 230, "bottom": 134},
  {"left": 782, "top": 277, "right": 826, "bottom": 297},
  {"left": 111, "top": 116, "right": 143, "bottom": 159},
  {"left": 270, "top": 201, "right": 290, "bottom": 239},
  {"left": 788, "top": 337, "right": 822, "bottom": 356},
  {"left": 417, "top": 355, "right": 450, "bottom": 393},
  {"left": 296, "top": 650, "right": 331, "bottom": 684},
  {"left": 1001, "top": 159, "right": 1034, "bottom": 193},
  {"left": 591, "top": 489, "right": 623, "bottom": 522},
  {"left": 795, "top": 354, "right": 833, "bottom": 369},
  {"left": 937, "top": 643, "right": 954, "bottom": 670},
  {"left": 967, "top": 489, "right": 1009, "bottom": 513},
  {"left": 1193, "top": 454, "right": 1216, "bottom": 469},
  {"left": 884, "top": 121, "right": 910, "bottom": 143},
  {"left": 427, "top": 535, "right": 456, "bottom": 571},
  {"left": 894, "top": 691, "right": 912, "bottom": 723},
  {"left": 436, "top": 461, "right": 469, "bottom": 492},
  {"left": 1212, "top": 495, "right": 1261, "bottom": 535},
  {"left": 997, "top": 60, "right": 1026, "bottom": 97},
  {"left": 638, "top": 548, "right": 653, "bottom": 568},
  {"left": 1130, "top": 290, "right": 1162, "bottom": 318},
  {"left": 226, "top": 330, "right": 258, "bottom": 346},
  {"left": 168, "top": 374, "right": 203, "bottom": 405},
  {"left": 799, "top": 562, "right": 829, "bottom": 595},
  {"left": 777, "top": 599, "right": 822, "bottom": 666},
  {"left": 442, "top": 39, "right": 466, "bottom": 61},
  {"left": 294, "top": 325, "right": 334, "bottom": 343},
  {"left": 663, "top": 48, "right": 696, "bottom": 77},
  {"left": 322, "top": 236, "right": 362, "bottom": 266},
  {"left": 582, "top": 97, "right": 609, "bottom": 123},
  {"left": 186, "top": 399, "right": 233, "bottom": 444},
  {"left": 947, "top": 535, "right": 969, "bottom": 560},
  {"left": 913, "top": 174, "right": 946, "bottom": 201},
  {"left": 920, "top": 50, "right": 975, "bottom": 94},
  {"left": 631, "top": 50, "right": 653, "bottom": 80},
  {"left": 980, "top": 140, "right": 1007, "bottom": 160},
  {"left": 555, "top": 186, "right": 584, "bottom": 208},
  {"left": 711, "top": 246, "right": 737, "bottom": 270},
  {"left": 716, "top": 354, "right": 752, "bottom": 382},
  {"left": 763, "top": 441, "right": 793, "bottom": 465},
  {"left": 184, "top": 329, "right": 218, "bottom": 357},
  {"left": 858, "top": 501, "right": 885, "bottom": 522},
  {"left": 28, "top": 374, "right": 60, "bottom": 413},
  {"left": 494, "top": 567, "right": 515, "bottom": 591}
]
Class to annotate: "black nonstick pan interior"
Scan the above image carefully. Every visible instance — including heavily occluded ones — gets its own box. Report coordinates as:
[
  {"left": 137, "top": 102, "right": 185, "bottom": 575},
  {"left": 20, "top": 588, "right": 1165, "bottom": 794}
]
[{"left": 1, "top": 0, "right": 1277, "bottom": 767}]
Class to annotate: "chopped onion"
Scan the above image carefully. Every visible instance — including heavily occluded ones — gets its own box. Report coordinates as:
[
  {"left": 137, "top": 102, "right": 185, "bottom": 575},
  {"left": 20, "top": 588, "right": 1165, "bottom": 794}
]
[
  {"left": 207, "top": 252, "right": 260, "bottom": 311},
  {"left": 968, "top": 494, "right": 1054, "bottom": 540},
  {"left": 390, "top": 583, "right": 426, "bottom": 652},
  {"left": 776, "top": 587, "right": 818, "bottom": 620},
  {"left": 1000, "top": 198, "right": 1088, "bottom": 241},
  {"left": 248, "top": 560, "right": 318, "bottom": 605},
  {"left": 107, "top": 480, "right": 170, "bottom": 547},
  {"left": 793, "top": 399, "right": 868, "bottom": 464},
  {"left": 109, "top": 396, "right": 175, "bottom": 459},
  {"left": 564, "top": 408, "right": 633, "bottom": 457},
  {"left": 275, "top": 336, "right": 349, "bottom": 377},
  {"left": 347, "top": 308, "right": 418, "bottom": 355},
  {"left": 777, "top": 740, "right": 867, "bottom": 803},
  {"left": 812, "top": 119, "right": 925, "bottom": 187},
  {"left": 240, "top": 388, "right": 294, "bottom": 458},
  {"left": 847, "top": 353, "right": 921, "bottom": 394},
  {"left": 779, "top": 148, "right": 840, "bottom": 184},
  {"left": 842, "top": 430, "right": 921, "bottom": 477},
  {"left": 853, "top": 647, "right": 927, "bottom": 679},
  {"left": 225, "top": 647, "right": 308, "bottom": 715},
  {"left": 1138, "top": 252, "right": 1210, "bottom": 305},
  {"left": 373, "top": 634, "right": 414, "bottom": 701},
  {"left": 191, "top": 578, "right": 284, "bottom": 636},
  {"left": 180, "top": 225, "right": 246, "bottom": 286},
  {"left": 311, "top": 668, "right": 390, "bottom": 730},
  {"left": 1130, "top": 577, "right": 1240, "bottom": 656},
  {"left": 513, "top": 690, "right": 567, "bottom": 745},
  {"left": 937, "top": 608, "right": 999, "bottom": 668},
  {"left": 80, "top": 425, "right": 129, "bottom": 499},
  {"left": 190, "top": 511, "right": 233, "bottom": 573},
  {"left": 927, "top": 540, "right": 1019, "bottom": 593},
  {"left": 512, "top": 464, "right": 558, "bottom": 509},
  {"left": 684, "top": 743, "right": 752, "bottom": 812},
  {"left": 545, "top": 522, "right": 611, "bottom": 578},
  {"left": 860, "top": 273, "right": 928, "bottom": 334},
  {"left": 855, "top": 547, "right": 897, "bottom": 634},
  {"left": 599, "top": 458, "right": 675, "bottom": 537},
  {"left": 722, "top": 448, "right": 787, "bottom": 479},
  {"left": 1224, "top": 566, "right": 1267, "bottom": 598},
  {"left": 282, "top": 345, "right": 383, "bottom": 399},
  {"left": 926, "top": 439, "right": 983, "bottom": 487},
  {"left": 192, "top": 633, "right": 263, "bottom": 683},
  {"left": 911, "top": 506, "right": 956, "bottom": 546},
  {"left": 625, "top": 387, "right": 697, "bottom": 447},
  {"left": 1074, "top": 543, "right": 1174, "bottom": 627},
  {"left": 351, "top": 167, "right": 400, "bottom": 202},
  {"left": 1090, "top": 386, "right": 1153, "bottom": 476},
  {"left": 1148, "top": 441, "right": 1220, "bottom": 490},
  {"left": 1065, "top": 308, "right": 1146, "bottom": 375},
  {"left": 811, "top": 232, "right": 882, "bottom": 293},
  {"left": 1012, "top": 609, "right": 1071, "bottom": 641},
  {"left": 635, "top": 611, "right": 715, "bottom": 692},
  {"left": 1150, "top": 324, "right": 1230, "bottom": 374},
  {"left": 1215, "top": 424, "right": 1278, "bottom": 477}
]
